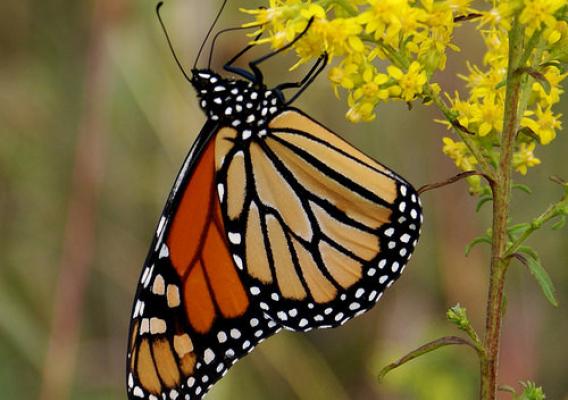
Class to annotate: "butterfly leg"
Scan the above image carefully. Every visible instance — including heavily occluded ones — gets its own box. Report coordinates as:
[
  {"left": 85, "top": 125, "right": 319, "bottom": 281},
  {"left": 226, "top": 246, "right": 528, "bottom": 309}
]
[
  {"left": 223, "top": 30, "right": 265, "bottom": 83},
  {"left": 277, "top": 52, "right": 329, "bottom": 105},
  {"left": 247, "top": 17, "right": 316, "bottom": 84}
]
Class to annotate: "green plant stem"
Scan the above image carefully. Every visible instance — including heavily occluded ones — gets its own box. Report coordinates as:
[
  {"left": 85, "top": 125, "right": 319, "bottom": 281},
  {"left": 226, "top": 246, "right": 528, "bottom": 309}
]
[
  {"left": 504, "top": 191, "right": 568, "bottom": 258},
  {"left": 517, "top": 31, "right": 546, "bottom": 126},
  {"left": 480, "top": 16, "right": 524, "bottom": 400}
]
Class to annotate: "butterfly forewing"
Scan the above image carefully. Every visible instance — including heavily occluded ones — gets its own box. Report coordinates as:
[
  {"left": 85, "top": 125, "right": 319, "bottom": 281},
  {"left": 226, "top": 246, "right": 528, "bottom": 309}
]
[{"left": 215, "top": 109, "right": 422, "bottom": 332}]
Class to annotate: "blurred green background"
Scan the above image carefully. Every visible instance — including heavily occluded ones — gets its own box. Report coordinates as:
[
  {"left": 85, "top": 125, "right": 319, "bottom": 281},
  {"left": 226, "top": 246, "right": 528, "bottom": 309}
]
[{"left": 1, "top": 1, "right": 567, "bottom": 399}]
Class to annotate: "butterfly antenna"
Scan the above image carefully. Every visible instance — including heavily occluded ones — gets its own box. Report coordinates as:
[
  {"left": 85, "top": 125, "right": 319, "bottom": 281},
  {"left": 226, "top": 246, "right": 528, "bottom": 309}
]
[
  {"left": 193, "top": 0, "right": 229, "bottom": 69},
  {"left": 156, "top": 2, "right": 192, "bottom": 83}
]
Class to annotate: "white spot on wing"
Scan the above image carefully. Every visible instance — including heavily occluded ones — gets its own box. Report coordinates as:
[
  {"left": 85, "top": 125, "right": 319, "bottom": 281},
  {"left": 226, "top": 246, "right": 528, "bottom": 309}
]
[
  {"left": 159, "top": 244, "right": 169, "bottom": 259},
  {"left": 204, "top": 348, "right": 215, "bottom": 364},
  {"left": 233, "top": 254, "right": 243, "bottom": 270},
  {"left": 149, "top": 317, "right": 167, "bottom": 334},
  {"left": 217, "top": 183, "right": 225, "bottom": 202},
  {"left": 167, "top": 284, "right": 181, "bottom": 308},
  {"left": 142, "top": 265, "right": 154, "bottom": 288},
  {"left": 157, "top": 216, "right": 166, "bottom": 236},
  {"left": 229, "top": 232, "right": 241, "bottom": 244},
  {"left": 152, "top": 274, "right": 165, "bottom": 295}
]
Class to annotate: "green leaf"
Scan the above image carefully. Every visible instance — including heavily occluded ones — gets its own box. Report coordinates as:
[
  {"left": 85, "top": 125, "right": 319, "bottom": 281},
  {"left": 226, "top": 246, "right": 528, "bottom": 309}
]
[
  {"left": 551, "top": 215, "right": 566, "bottom": 230},
  {"left": 518, "top": 245, "right": 539, "bottom": 260},
  {"left": 476, "top": 194, "right": 493, "bottom": 212},
  {"left": 517, "top": 127, "right": 540, "bottom": 141},
  {"left": 465, "top": 234, "right": 491, "bottom": 256},
  {"left": 516, "top": 381, "right": 546, "bottom": 400},
  {"left": 495, "top": 78, "right": 507, "bottom": 90},
  {"left": 516, "top": 255, "right": 559, "bottom": 307},
  {"left": 507, "top": 223, "right": 531, "bottom": 240},
  {"left": 378, "top": 336, "right": 477, "bottom": 382},
  {"left": 512, "top": 183, "right": 532, "bottom": 194},
  {"left": 498, "top": 385, "right": 517, "bottom": 395}
]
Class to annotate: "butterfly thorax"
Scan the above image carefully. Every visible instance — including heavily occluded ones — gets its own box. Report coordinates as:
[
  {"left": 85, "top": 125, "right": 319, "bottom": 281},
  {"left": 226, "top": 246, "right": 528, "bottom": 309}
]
[{"left": 191, "top": 69, "right": 284, "bottom": 140}]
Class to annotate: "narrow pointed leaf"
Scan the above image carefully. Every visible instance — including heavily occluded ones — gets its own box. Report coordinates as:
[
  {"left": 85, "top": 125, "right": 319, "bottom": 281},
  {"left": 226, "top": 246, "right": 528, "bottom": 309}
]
[{"left": 514, "top": 254, "right": 559, "bottom": 307}]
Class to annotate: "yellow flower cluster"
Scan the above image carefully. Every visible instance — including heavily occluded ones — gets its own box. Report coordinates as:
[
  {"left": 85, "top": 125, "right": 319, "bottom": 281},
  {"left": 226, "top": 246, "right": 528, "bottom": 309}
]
[
  {"left": 242, "top": 0, "right": 453, "bottom": 122},
  {"left": 242, "top": 0, "right": 567, "bottom": 179},
  {"left": 444, "top": 3, "right": 566, "bottom": 178}
]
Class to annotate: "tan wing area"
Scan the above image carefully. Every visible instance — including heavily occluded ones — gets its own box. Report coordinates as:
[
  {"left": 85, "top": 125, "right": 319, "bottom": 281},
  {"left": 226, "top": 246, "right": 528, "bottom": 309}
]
[{"left": 214, "top": 111, "right": 398, "bottom": 305}]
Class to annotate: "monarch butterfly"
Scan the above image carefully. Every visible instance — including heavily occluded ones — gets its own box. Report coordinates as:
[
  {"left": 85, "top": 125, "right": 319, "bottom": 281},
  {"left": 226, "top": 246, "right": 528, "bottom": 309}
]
[{"left": 127, "top": 3, "right": 422, "bottom": 399}]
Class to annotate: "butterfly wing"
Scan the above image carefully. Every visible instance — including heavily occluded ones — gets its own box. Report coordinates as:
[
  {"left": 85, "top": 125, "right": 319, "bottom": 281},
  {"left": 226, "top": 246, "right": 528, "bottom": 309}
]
[
  {"left": 127, "top": 122, "right": 279, "bottom": 400},
  {"left": 216, "top": 109, "right": 422, "bottom": 332}
]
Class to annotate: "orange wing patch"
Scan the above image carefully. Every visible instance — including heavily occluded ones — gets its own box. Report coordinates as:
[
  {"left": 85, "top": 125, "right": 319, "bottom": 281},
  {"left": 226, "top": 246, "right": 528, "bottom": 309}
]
[
  {"left": 167, "top": 136, "right": 249, "bottom": 332},
  {"left": 128, "top": 128, "right": 258, "bottom": 399}
]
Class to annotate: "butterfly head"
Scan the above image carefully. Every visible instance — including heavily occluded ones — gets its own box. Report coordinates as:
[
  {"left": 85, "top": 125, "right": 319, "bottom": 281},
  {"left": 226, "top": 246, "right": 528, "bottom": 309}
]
[{"left": 190, "top": 69, "right": 223, "bottom": 94}]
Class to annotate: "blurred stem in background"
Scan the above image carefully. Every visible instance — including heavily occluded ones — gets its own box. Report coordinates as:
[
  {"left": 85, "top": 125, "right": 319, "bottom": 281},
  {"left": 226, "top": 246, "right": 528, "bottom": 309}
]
[{"left": 39, "top": 2, "right": 109, "bottom": 399}]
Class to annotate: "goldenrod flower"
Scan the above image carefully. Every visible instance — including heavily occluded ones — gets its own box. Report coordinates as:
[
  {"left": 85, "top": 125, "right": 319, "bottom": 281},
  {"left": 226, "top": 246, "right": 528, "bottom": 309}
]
[
  {"left": 521, "top": 106, "right": 562, "bottom": 145},
  {"left": 513, "top": 142, "right": 541, "bottom": 175},
  {"left": 442, "top": 137, "right": 478, "bottom": 170},
  {"left": 470, "top": 95, "right": 504, "bottom": 137},
  {"left": 387, "top": 62, "right": 427, "bottom": 102},
  {"left": 519, "top": 0, "right": 565, "bottom": 35},
  {"left": 241, "top": 0, "right": 565, "bottom": 179}
]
